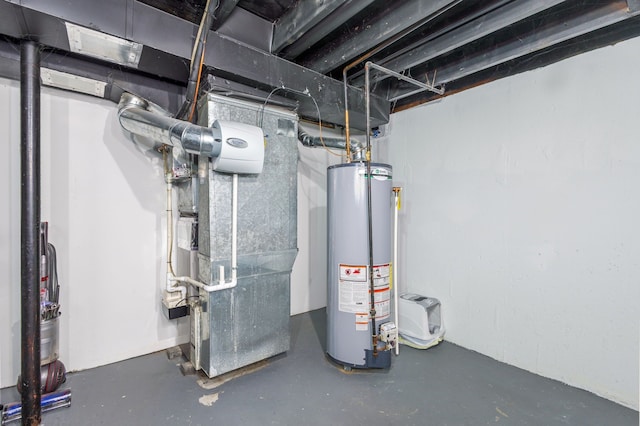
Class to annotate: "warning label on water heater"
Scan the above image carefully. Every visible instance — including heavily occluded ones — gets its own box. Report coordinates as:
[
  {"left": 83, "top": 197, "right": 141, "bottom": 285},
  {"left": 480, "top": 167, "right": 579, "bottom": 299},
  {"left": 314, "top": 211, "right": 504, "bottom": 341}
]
[
  {"left": 372, "top": 263, "right": 391, "bottom": 321},
  {"left": 355, "top": 313, "right": 369, "bottom": 331},
  {"left": 338, "top": 264, "right": 368, "bottom": 314},
  {"left": 338, "top": 263, "right": 391, "bottom": 327}
]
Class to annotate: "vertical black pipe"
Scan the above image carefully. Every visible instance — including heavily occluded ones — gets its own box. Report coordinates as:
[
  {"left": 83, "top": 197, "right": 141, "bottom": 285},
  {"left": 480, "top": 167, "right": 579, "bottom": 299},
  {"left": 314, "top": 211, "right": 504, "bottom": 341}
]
[
  {"left": 20, "top": 39, "right": 41, "bottom": 426},
  {"left": 364, "top": 62, "right": 377, "bottom": 354}
]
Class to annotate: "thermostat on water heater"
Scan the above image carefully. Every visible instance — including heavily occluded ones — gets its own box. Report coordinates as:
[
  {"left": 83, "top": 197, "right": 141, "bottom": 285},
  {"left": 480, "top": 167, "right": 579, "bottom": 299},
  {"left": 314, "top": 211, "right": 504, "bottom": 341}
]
[{"left": 379, "top": 322, "right": 398, "bottom": 349}]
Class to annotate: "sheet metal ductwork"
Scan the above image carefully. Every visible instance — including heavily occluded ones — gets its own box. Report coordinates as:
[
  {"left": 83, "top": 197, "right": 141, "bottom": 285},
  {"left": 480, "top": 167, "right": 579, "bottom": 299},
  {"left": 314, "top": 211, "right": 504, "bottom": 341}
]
[
  {"left": 117, "top": 91, "right": 296, "bottom": 378},
  {"left": 117, "top": 92, "right": 222, "bottom": 158},
  {"left": 194, "top": 94, "right": 298, "bottom": 378}
]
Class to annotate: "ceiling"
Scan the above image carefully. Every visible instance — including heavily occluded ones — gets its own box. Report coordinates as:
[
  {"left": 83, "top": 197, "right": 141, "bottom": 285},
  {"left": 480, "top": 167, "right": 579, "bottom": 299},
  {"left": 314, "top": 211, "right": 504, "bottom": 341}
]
[{"left": 1, "top": 0, "right": 640, "bottom": 129}]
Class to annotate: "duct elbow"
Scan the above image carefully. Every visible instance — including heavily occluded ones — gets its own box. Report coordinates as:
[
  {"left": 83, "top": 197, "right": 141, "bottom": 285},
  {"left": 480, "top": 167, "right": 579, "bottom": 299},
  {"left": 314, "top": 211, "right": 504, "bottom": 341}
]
[
  {"left": 117, "top": 92, "right": 222, "bottom": 158},
  {"left": 297, "top": 129, "right": 366, "bottom": 162},
  {"left": 298, "top": 131, "right": 320, "bottom": 148},
  {"left": 117, "top": 92, "right": 265, "bottom": 173},
  {"left": 298, "top": 130, "right": 346, "bottom": 149},
  {"left": 118, "top": 92, "right": 149, "bottom": 112},
  {"left": 117, "top": 93, "right": 173, "bottom": 148}
]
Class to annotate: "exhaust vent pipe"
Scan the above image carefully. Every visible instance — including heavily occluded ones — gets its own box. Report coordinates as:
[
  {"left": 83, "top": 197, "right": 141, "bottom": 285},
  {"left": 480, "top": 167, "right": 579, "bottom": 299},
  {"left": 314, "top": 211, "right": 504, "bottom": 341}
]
[
  {"left": 118, "top": 92, "right": 222, "bottom": 158},
  {"left": 118, "top": 92, "right": 265, "bottom": 175},
  {"left": 298, "top": 126, "right": 365, "bottom": 162}
]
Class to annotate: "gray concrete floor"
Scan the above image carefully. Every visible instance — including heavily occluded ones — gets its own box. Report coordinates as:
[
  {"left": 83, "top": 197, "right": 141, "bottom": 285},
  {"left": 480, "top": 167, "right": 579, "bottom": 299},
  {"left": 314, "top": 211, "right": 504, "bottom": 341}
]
[{"left": 2, "top": 309, "right": 637, "bottom": 425}]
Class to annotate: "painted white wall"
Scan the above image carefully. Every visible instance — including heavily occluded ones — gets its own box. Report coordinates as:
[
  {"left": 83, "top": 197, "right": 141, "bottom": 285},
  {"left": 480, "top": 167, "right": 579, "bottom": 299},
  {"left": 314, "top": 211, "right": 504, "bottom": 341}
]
[
  {"left": 384, "top": 37, "right": 640, "bottom": 409},
  {"left": 0, "top": 79, "right": 190, "bottom": 388},
  {"left": 291, "top": 146, "right": 341, "bottom": 315},
  {"left": 4, "top": 36, "right": 635, "bottom": 410},
  {"left": 0, "top": 76, "right": 338, "bottom": 387}
]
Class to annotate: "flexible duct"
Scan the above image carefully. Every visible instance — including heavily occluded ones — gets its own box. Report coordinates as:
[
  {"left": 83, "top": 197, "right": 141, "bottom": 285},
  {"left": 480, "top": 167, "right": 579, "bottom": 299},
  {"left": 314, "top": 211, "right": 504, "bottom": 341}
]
[{"left": 118, "top": 92, "right": 222, "bottom": 158}]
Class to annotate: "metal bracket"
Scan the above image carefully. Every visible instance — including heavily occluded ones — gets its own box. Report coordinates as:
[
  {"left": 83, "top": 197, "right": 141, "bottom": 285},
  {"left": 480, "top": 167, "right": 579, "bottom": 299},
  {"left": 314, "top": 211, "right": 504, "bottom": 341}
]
[
  {"left": 364, "top": 61, "right": 443, "bottom": 139},
  {"left": 367, "top": 63, "right": 444, "bottom": 102}
]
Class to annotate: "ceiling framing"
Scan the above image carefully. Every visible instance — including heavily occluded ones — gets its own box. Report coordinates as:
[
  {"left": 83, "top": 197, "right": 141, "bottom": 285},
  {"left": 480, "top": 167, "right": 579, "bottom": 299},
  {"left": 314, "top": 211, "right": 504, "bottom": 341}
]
[{"left": 1, "top": 0, "right": 639, "bottom": 128}]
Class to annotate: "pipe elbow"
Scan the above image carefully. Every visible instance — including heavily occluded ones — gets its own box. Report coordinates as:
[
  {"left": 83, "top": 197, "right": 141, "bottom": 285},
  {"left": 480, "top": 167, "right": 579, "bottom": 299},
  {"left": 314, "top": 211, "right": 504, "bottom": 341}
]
[{"left": 166, "top": 273, "right": 187, "bottom": 300}]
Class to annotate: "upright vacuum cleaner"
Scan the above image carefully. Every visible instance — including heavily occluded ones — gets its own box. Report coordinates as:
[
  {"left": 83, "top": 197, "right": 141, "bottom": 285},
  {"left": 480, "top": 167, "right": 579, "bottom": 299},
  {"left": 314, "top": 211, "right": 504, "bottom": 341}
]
[{"left": 1, "top": 223, "right": 71, "bottom": 424}]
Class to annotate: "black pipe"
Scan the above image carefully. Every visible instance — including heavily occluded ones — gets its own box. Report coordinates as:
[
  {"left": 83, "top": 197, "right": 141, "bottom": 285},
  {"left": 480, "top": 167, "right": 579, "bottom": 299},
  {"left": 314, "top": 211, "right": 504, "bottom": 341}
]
[
  {"left": 364, "top": 63, "right": 377, "bottom": 355},
  {"left": 20, "top": 39, "right": 41, "bottom": 426}
]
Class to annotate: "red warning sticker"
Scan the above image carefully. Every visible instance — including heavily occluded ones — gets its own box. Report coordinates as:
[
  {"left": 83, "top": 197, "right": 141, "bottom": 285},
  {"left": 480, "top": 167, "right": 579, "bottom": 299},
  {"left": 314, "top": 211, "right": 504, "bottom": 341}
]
[{"left": 339, "top": 264, "right": 367, "bottom": 282}]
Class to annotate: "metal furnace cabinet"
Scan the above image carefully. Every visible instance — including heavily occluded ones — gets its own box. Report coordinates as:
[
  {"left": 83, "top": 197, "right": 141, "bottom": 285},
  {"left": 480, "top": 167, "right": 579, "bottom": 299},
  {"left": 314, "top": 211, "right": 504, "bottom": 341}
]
[{"left": 196, "top": 94, "right": 298, "bottom": 378}]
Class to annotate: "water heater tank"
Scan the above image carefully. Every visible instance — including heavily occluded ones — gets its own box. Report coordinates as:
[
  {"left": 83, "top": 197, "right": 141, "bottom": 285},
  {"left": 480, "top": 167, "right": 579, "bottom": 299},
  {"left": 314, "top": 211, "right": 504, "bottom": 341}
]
[{"left": 326, "top": 163, "right": 393, "bottom": 368}]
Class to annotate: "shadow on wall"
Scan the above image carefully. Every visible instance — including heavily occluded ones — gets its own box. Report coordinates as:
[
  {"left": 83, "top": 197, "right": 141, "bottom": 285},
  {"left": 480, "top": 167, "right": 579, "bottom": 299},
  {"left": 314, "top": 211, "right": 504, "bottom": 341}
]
[{"left": 296, "top": 147, "right": 336, "bottom": 312}]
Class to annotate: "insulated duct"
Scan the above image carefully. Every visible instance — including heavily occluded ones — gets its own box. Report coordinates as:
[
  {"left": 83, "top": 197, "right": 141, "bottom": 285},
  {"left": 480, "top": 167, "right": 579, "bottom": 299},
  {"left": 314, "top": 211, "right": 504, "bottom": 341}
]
[{"left": 118, "top": 92, "right": 222, "bottom": 158}]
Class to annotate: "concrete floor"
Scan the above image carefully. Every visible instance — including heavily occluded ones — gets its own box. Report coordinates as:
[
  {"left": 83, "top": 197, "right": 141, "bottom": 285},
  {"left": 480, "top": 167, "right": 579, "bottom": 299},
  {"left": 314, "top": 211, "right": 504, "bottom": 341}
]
[{"left": 2, "top": 309, "right": 637, "bottom": 425}]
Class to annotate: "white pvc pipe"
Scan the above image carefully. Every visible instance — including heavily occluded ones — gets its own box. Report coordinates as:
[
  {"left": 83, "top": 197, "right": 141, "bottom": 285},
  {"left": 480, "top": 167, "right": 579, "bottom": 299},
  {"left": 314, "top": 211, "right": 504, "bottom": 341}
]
[
  {"left": 393, "top": 189, "right": 400, "bottom": 356},
  {"left": 171, "top": 173, "right": 239, "bottom": 293},
  {"left": 216, "top": 173, "right": 238, "bottom": 287},
  {"left": 231, "top": 173, "right": 238, "bottom": 282},
  {"left": 166, "top": 181, "right": 187, "bottom": 301},
  {"left": 170, "top": 274, "right": 237, "bottom": 292}
]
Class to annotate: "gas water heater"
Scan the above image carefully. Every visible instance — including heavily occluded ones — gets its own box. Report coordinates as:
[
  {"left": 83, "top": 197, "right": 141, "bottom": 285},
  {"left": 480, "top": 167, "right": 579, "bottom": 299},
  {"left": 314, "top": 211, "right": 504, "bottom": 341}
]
[{"left": 326, "top": 162, "right": 396, "bottom": 369}]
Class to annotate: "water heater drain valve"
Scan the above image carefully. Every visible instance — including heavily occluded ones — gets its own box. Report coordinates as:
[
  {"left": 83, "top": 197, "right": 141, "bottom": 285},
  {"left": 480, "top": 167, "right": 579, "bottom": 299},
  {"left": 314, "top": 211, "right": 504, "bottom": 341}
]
[{"left": 379, "top": 322, "right": 398, "bottom": 350}]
